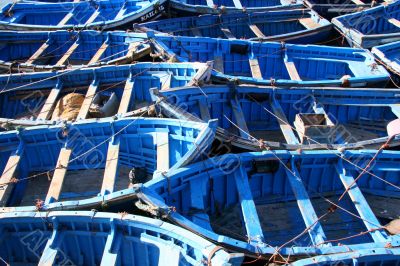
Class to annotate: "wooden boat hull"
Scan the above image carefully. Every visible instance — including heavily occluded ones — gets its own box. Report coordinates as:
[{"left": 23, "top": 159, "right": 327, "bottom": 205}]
[
  {"left": 0, "top": 31, "right": 151, "bottom": 73},
  {"left": 168, "top": 0, "right": 303, "bottom": 15},
  {"left": 0, "top": 211, "right": 243, "bottom": 265},
  {"left": 332, "top": 1, "right": 400, "bottom": 48},
  {"left": 0, "top": 117, "right": 217, "bottom": 212},
  {"left": 0, "top": 62, "right": 212, "bottom": 128},
  {"left": 147, "top": 33, "right": 390, "bottom": 87},
  {"left": 372, "top": 40, "right": 400, "bottom": 79},
  {"left": 135, "top": 9, "right": 332, "bottom": 44},
  {"left": 0, "top": 0, "right": 168, "bottom": 31},
  {"left": 304, "top": 0, "right": 388, "bottom": 20},
  {"left": 150, "top": 84, "right": 400, "bottom": 151},
  {"left": 137, "top": 150, "right": 400, "bottom": 257}
]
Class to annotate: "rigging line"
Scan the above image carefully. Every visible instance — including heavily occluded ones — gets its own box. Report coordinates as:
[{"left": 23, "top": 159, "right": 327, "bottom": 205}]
[
  {"left": 246, "top": 94, "right": 400, "bottom": 192},
  {"left": 0, "top": 46, "right": 133, "bottom": 94}
]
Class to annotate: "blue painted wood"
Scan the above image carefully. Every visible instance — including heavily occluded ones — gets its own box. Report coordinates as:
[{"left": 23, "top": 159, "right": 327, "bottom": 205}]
[
  {"left": 139, "top": 150, "right": 400, "bottom": 256},
  {"left": 304, "top": 0, "right": 386, "bottom": 20},
  {"left": 0, "top": 0, "right": 168, "bottom": 31},
  {"left": 0, "top": 31, "right": 151, "bottom": 72},
  {"left": 0, "top": 117, "right": 217, "bottom": 212},
  {"left": 0, "top": 62, "right": 210, "bottom": 128},
  {"left": 372, "top": 40, "right": 400, "bottom": 78},
  {"left": 168, "top": 0, "right": 303, "bottom": 15},
  {"left": 333, "top": 1, "right": 400, "bottom": 48},
  {"left": 148, "top": 34, "right": 390, "bottom": 87},
  {"left": 151, "top": 85, "right": 400, "bottom": 151},
  {"left": 0, "top": 211, "right": 243, "bottom": 265},
  {"left": 136, "top": 9, "right": 332, "bottom": 44}
]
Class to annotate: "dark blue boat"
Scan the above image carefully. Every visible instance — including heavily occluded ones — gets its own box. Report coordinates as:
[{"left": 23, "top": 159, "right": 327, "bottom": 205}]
[
  {"left": 333, "top": 1, "right": 400, "bottom": 48},
  {"left": 0, "top": 62, "right": 212, "bottom": 128},
  {"left": 0, "top": 117, "right": 216, "bottom": 212},
  {"left": 168, "top": 0, "right": 303, "bottom": 15},
  {"left": 0, "top": 31, "right": 150, "bottom": 72},
  {"left": 150, "top": 84, "right": 400, "bottom": 151},
  {"left": 147, "top": 33, "right": 390, "bottom": 87},
  {"left": 137, "top": 150, "right": 400, "bottom": 257},
  {"left": 304, "top": 0, "right": 387, "bottom": 20},
  {"left": 372, "top": 40, "right": 400, "bottom": 79},
  {"left": 135, "top": 9, "right": 332, "bottom": 44},
  {"left": 0, "top": 211, "right": 243, "bottom": 265},
  {"left": 0, "top": 0, "right": 168, "bottom": 31}
]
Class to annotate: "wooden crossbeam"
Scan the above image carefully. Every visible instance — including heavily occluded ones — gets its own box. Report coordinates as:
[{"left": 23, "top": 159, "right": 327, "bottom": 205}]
[
  {"left": 118, "top": 76, "right": 134, "bottom": 114},
  {"left": 100, "top": 224, "right": 122, "bottom": 266},
  {"left": 187, "top": 62, "right": 213, "bottom": 86},
  {"left": 270, "top": 95, "right": 300, "bottom": 145},
  {"left": 85, "top": 9, "right": 100, "bottom": 25},
  {"left": 220, "top": 27, "right": 236, "bottom": 39},
  {"left": 45, "top": 147, "right": 72, "bottom": 204},
  {"left": 231, "top": 97, "right": 250, "bottom": 139},
  {"left": 100, "top": 141, "right": 120, "bottom": 195},
  {"left": 0, "top": 143, "right": 24, "bottom": 207},
  {"left": 198, "top": 98, "right": 211, "bottom": 121},
  {"left": 76, "top": 81, "right": 99, "bottom": 120},
  {"left": 37, "top": 82, "right": 62, "bottom": 120},
  {"left": 249, "top": 58, "right": 262, "bottom": 79},
  {"left": 299, "top": 17, "right": 320, "bottom": 29},
  {"left": 114, "top": 5, "right": 127, "bottom": 20},
  {"left": 88, "top": 41, "right": 108, "bottom": 65},
  {"left": 336, "top": 160, "right": 387, "bottom": 243},
  {"left": 189, "top": 178, "right": 212, "bottom": 230},
  {"left": 38, "top": 231, "right": 63, "bottom": 265},
  {"left": 213, "top": 54, "right": 224, "bottom": 73},
  {"left": 57, "top": 11, "right": 75, "bottom": 27},
  {"left": 285, "top": 60, "right": 301, "bottom": 81},
  {"left": 232, "top": 0, "right": 243, "bottom": 9},
  {"left": 285, "top": 160, "right": 328, "bottom": 246},
  {"left": 233, "top": 165, "right": 265, "bottom": 243},
  {"left": 156, "top": 132, "right": 169, "bottom": 172},
  {"left": 351, "top": 0, "right": 365, "bottom": 4},
  {"left": 55, "top": 41, "right": 79, "bottom": 67},
  {"left": 249, "top": 24, "right": 266, "bottom": 38},
  {"left": 388, "top": 18, "right": 400, "bottom": 28},
  {"left": 26, "top": 42, "right": 50, "bottom": 65}
]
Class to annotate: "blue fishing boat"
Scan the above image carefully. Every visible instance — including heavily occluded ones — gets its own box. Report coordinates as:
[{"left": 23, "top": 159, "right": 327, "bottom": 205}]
[
  {"left": 0, "top": 117, "right": 216, "bottom": 212},
  {"left": 304, "top": 0, "right": 387, "bottom": 20},
  {"left": 0, "top": 211, "right": 243, "bottom": 265},
  {"left": 332, "top": 1, "right": 400, "bottom": 48},
  {"left": 135, "top": 9, "right": 332, "bottom": 44},
  {"left": 137, "top": 150, "right": 400, "bottom": 257},
  {"left": 0, "top": 30, "right": 150, "bottom": 72},
  {"left": 150, "top": 85, "right": 400, "bottom": 151},
  {"left": 0, "top": 62, "right": 211, "bottom": 128},
  {"left": 0, "top": 0, "right": 168, "bottom": 31},
  {"left": 147, "top": 33, "right": 390, "bottom": 87},
  {"left": 168, "top": 0, "right": 303, "bottom": 15},
  {"left": 372, "top": 40, "right": 400, "bottom": 79}
]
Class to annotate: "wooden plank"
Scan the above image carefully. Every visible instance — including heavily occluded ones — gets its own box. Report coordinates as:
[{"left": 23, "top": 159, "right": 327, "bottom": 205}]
[
  {"left": 213, "top": 54, "right": 224, "bottom": 73},
  {"left": 270, "top": 96, "right": 300, "bottom": 145},
  {"left": 161, "top": 73, "right": 172, "bottom": 91},
  {"left": 88, "top": 41, "right": 109, "bottom": 65},
  {"left": 156, "top": 132, "right": 169, "bottom": 172},
  {"left": 0, "top": 147, "right": 23, "bottom": 206},
  {"left": 285, "top": 60, "right": 301, "bottom": 81},
  {"left": 100, "top": 141, "right": 120, "bottom": 195},
  {"left": 231, "top": 97, "right": 250, "bottom": 139},
  {"left": 198, "top": 98, "right": 211, "bottom": 121},
  {"left": 299, "top": 17, "right": 320, "bottom": 29},
  {"left": 37, "top": 83, "right": 62, "bottom": 120},
  {"left": 114, "top": 6, "right": 127, "bottom": 20},
  {"left": 26, "top": 42, "right": 50, "bottom": 64},
  {"left": 249, "top": 24, "right": 266, "bottom": 38},
  {"left": 336, "top": 160, "right": 387, "bottom": 243},
  {"left": 85, "top": 9, "right": 100, "bottom": 25},
  {"left": 189, "top": 178, "right": 212, "bottom": 230},
  {"left": 351, "top": 0, "right": 365, "bottom": 4},
  {"left": 57, "top": 12, "right": 74, "bottom": 27},
  {"left": 233, "top": 165, "right": 265, "bottom": 243},
  {"left": 117, "top": 77, "right": 134, "bottom": 114},
  {"left": 100, "top": 225, "right": 122, "bottom": 266},
  {"left": 249, "top": 58, "right": 262, "bottom": 79},
  {"left": 285, "top": 160, "right": 328, "bottom": 246},
  {"left": 187, "top": 62, "right": 213, "bottom": 86},
  {"left": 388, "top": 18, "right": 400, "bottom": 28},
  {"left": 45, "top": 148, "right": 72, "bottom": 204},
  {"left": 220, "top": 27, "right": 236, "bottom": 39},
  {"left": 55, "top": 41, "right": 79, "bottom": 67},
  {"left": 232, "top": 0, "right": 243, "bottom": 9},
  {"left": 77, "top": 81, "right": 99, "bottom": 120}
]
